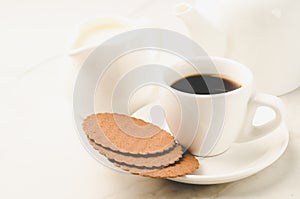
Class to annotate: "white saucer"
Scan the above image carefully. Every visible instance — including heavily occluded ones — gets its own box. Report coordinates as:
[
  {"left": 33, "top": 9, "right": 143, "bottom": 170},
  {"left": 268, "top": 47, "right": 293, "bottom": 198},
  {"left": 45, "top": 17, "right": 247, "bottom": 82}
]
[{"left": 133, "top": 104, "right": 289, "bottom": 185}]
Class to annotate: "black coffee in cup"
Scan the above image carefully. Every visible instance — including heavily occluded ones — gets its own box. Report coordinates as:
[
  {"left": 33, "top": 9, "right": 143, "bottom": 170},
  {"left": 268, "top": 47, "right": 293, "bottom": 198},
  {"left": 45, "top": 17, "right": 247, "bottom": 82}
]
[{"left": 170, "top": 74, "right": 241, "bottom": 95}]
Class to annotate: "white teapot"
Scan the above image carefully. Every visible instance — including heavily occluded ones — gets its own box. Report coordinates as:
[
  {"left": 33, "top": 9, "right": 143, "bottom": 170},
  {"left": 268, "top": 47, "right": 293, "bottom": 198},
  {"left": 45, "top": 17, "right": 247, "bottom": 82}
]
[{"left": 175, "top": 0, "right": 300, "bottom": 95}]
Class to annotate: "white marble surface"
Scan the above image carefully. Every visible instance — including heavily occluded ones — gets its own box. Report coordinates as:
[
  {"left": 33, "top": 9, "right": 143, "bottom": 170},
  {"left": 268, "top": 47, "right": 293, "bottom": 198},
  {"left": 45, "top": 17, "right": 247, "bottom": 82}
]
[{"left": 0, "top": 0, "right": 299, "bottom": 198}]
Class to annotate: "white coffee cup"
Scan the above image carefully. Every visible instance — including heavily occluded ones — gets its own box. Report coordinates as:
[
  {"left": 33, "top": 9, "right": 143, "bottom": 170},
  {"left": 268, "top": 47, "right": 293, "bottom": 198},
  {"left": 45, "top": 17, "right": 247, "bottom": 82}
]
[{"left": 122, "top": 57, "right": 286, "bottom": 157}]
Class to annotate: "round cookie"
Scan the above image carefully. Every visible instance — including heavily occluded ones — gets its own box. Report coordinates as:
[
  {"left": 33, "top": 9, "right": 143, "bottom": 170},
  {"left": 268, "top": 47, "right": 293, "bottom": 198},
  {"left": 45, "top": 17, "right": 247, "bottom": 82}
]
[
  {"left": 89, "top": 139, "right": 183, "bottom": 168},
  {"left": 141, "top": 154, "right": 199, "bottom": 178},
  {"left": 114, "top": 154, "right": 199, "bottom": 178},
  {"left": 82, "top": 113, "right": 176, "bottom": 155}
]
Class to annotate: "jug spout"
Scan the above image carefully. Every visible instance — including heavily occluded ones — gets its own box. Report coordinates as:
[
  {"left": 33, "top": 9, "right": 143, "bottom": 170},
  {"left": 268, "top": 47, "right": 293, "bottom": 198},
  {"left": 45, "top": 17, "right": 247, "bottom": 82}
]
[
  {"left": 175, "top": 3, "right": 226, "bottom": 56},
  {"left": 67, "top": 16, "right": 145, "bottom": 67}
]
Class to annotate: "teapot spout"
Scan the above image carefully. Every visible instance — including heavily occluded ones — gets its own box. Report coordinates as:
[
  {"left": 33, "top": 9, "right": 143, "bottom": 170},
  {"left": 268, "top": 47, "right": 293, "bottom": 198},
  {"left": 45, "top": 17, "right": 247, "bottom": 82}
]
[{"left": 175, "top": 3, "right": 226, "bottom": 56}]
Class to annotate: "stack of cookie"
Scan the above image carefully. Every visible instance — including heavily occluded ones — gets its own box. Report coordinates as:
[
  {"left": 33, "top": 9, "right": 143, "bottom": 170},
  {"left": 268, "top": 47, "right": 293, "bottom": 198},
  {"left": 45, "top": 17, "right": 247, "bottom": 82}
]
[{"left": 82, "top": 113, "right": 199, "bottom": 178}]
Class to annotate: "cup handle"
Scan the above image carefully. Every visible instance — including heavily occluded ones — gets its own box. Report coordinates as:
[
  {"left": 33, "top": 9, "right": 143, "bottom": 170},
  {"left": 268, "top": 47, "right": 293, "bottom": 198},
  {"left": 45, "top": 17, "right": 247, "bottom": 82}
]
[{"left": 236, "top": 93, "right": 286, "bottom": 142}]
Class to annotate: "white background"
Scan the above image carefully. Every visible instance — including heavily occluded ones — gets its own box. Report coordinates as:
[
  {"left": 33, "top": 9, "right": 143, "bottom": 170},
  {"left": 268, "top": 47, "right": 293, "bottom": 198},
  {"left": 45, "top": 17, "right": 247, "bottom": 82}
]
[{"left": 0, "top": 0, "right": 299, "bottom": 198}]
